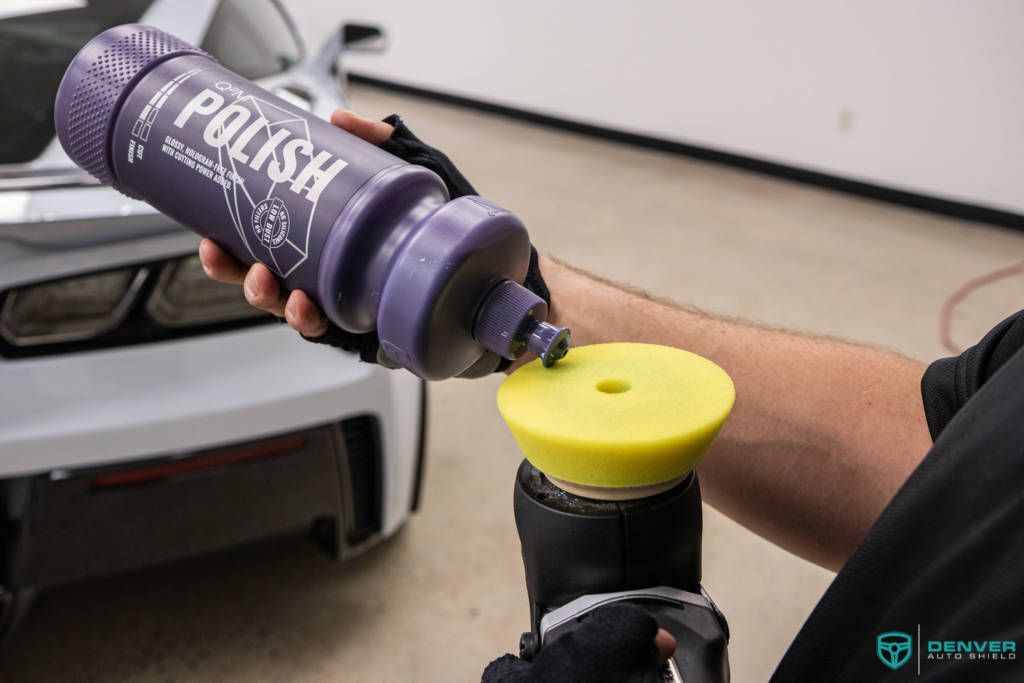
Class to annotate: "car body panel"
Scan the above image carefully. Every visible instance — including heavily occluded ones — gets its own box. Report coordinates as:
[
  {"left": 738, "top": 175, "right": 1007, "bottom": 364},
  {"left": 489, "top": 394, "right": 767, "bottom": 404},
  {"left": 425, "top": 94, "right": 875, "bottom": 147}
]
[{"left": 0, "top": 325, "right": 422, "bottom": 536}]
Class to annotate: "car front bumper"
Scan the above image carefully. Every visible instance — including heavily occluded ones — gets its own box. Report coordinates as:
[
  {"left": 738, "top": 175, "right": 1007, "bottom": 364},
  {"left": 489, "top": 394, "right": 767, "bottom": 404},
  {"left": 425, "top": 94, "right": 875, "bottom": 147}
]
[{"left": 0, "top": 325, "right": 424, "bottom": 537}]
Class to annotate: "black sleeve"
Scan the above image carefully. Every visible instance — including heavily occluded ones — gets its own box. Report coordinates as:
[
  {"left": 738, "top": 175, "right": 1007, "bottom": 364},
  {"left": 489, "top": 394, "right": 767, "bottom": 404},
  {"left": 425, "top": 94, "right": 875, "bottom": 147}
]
[{"left": 920, "top": 310, "right": 1024, "bottom": 440}]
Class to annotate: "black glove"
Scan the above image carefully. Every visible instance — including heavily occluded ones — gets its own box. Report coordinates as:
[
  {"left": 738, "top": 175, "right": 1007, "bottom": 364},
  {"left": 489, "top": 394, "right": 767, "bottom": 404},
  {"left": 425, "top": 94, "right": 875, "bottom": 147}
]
[
  {"left": 378, "top": 114, "right": 478, "bottom": 197},
  {"left": 482, "top": 605, "right": 668, "bottom": 683},
  {"left": 304, "top": 115, "right": 549, "bottom": 376}
]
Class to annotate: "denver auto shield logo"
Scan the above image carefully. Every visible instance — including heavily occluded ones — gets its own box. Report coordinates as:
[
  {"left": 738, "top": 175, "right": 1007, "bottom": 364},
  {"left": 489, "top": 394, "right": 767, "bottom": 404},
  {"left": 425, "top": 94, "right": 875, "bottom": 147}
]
[
  {"left": 876, "top": 627, "right": 1016, "bottom": 675},
  {"left": 877, "top": 631, "right": 913, "bottom": 670}
]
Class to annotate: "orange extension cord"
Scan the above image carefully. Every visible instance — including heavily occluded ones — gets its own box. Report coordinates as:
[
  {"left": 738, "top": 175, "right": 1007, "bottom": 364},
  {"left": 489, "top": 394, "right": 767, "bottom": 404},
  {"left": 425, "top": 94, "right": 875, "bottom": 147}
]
[{"left": 939, "top": 258, "right": 1024, "bottom": 354}]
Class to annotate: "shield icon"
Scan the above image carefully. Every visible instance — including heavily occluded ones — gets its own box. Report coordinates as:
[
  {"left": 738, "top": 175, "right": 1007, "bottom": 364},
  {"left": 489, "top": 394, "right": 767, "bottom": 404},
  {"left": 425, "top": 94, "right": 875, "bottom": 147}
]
[{"left": 876, "top": 631, "right": 913, "bottom": 670}]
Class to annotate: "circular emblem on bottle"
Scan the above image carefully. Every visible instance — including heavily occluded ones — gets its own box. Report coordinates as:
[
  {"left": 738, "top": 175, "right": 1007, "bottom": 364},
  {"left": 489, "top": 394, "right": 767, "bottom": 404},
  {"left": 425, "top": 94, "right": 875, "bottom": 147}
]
[{"left": 251, "top": 197, "right": 290, "bottom": 249}]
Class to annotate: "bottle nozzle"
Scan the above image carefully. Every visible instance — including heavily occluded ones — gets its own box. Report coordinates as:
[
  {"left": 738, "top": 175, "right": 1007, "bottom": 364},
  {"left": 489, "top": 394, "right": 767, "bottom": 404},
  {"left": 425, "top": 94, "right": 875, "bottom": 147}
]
[
  {"left": 525, "top": 320, "right": 571, "bottom": 367},
  {"left": 474, "top": 280, "right": 571, "bottom": 366}
]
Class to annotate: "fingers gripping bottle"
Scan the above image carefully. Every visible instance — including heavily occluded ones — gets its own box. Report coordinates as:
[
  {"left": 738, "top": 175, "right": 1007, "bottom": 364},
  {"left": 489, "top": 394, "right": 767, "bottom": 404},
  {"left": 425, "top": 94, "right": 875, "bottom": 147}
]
[{"left": 54, "top": 24, "right": 569, "bottom": 379}]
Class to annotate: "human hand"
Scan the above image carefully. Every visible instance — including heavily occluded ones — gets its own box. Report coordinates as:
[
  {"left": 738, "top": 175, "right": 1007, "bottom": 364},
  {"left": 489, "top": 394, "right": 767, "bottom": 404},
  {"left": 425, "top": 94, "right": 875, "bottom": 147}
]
[
  {"left": 198, "top": 110, "right": 395, "bottom": 339},
  {"left": 482, "top": 604, "right": 677, "bottom": 683}
]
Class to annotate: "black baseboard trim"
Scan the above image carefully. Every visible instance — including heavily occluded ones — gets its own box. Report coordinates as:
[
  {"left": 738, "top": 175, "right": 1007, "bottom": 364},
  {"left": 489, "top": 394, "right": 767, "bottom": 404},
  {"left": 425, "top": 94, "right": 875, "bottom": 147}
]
[{"left": 349, "top": 73, "right": 1023, "bottom": 232}]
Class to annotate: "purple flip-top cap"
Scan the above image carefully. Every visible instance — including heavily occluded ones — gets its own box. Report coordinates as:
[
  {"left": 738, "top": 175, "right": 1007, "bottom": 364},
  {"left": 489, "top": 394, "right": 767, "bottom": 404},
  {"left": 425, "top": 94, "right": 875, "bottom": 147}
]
[
  {"left": 474, "top": 280, "right": 570, "bottom": 367},
  {"left": 54, "top": 24, "right": 207, "bottom": 187}
]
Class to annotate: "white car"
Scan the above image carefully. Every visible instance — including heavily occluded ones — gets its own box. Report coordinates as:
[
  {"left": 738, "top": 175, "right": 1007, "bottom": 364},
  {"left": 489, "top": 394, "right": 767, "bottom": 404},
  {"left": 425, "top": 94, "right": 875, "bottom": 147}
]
[{"left": 0, "top": 0, "right": 424, "bottom": 633}]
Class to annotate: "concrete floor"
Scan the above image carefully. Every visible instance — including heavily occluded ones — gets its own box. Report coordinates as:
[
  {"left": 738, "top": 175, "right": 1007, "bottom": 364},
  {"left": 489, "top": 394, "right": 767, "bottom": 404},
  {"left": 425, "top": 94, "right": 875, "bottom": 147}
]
[{"left": 3, "top": 85, "right": 1023, "bottom": 682}]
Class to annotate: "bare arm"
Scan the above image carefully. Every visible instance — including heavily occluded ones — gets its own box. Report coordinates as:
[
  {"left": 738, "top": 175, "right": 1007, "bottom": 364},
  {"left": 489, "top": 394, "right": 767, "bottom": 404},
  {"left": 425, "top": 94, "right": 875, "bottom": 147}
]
[{"left": 537, "top": 257, "right": 933, "bottom": 571}]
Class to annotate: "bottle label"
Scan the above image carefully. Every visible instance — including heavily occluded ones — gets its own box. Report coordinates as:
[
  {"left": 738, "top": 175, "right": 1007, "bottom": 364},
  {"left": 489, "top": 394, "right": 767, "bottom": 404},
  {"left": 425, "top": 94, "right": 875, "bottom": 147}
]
[
  {"left": 110, "top": 55, "right": 397, "bottom": 291},
  {"left": 168, "top": 80, "right": 348, "bottom": 205}
]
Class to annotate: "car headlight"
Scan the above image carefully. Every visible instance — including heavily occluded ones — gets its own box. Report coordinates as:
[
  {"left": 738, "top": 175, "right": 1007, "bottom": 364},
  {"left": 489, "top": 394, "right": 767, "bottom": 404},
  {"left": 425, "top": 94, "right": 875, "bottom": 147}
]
[
  {"left": 145, "top": 254, "right": 262, "bottom": 327},
  {"left": 0, "top": 268, "right": 148, "bottom": 346}
]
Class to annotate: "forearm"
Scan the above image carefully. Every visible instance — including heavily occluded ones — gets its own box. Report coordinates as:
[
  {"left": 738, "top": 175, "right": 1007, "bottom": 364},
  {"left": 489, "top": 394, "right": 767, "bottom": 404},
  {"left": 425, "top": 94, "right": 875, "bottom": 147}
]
[{"left": 539, "top": 256, "right": 932, "bottom": 571}]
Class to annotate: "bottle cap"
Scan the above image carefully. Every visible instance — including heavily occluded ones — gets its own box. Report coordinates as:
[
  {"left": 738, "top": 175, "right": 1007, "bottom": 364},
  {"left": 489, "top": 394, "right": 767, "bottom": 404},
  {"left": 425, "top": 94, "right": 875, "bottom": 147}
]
[
  {"left": 473, "top": 279, "right": 570, "bottom": 365},
  {"left": 54, "top": 24, "right": 206, "bottom": 185}
]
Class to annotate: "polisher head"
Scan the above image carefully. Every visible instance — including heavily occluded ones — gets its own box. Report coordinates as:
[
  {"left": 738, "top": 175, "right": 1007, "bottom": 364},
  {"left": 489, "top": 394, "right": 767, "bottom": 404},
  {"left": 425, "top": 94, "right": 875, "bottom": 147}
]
[{"left": 497, "top": 343, "right": 735, "bottom": 491}]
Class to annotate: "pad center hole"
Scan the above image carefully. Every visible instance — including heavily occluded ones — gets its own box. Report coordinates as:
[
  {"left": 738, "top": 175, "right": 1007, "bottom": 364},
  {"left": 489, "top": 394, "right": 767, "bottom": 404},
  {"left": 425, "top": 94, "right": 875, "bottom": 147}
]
[{"left": 596, "top": 378, "right": 631, "bottom": 394}]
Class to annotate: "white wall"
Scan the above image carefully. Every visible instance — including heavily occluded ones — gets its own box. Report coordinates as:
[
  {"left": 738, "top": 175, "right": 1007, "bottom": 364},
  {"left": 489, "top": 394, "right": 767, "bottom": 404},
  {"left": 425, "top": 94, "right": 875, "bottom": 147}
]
[{"left": 288, "top": 1, "right": 1024, "bottom": 214}]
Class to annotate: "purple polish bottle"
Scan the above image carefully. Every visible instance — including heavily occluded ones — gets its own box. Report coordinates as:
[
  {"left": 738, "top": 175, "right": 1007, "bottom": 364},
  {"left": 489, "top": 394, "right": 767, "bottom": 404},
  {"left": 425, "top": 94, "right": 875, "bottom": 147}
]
[{"left": 53, "top": 24, "right": 569, "bottom": 380}]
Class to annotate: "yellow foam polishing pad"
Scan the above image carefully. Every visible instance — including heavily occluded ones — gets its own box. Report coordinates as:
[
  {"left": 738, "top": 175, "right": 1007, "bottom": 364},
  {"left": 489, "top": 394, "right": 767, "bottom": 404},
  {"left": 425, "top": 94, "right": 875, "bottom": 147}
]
[{"left": 497, "top": 343, "right": 735, "bottom": 488}]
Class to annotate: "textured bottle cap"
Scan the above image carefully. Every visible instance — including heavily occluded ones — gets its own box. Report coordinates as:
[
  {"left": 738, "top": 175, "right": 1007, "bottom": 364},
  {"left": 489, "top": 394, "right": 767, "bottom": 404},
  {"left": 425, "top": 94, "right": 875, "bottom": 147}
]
[
  {"left": 54, "top": 24, "right": 207, "bottom": 185},
  {"left": 473, "top": 280, "right": 548, "bottom": 359}
]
